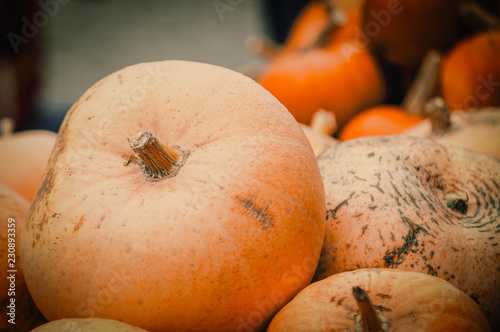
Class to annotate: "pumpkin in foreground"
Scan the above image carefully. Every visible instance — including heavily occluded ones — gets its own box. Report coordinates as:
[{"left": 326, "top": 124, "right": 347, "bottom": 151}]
[
  {"left": 267, "top": 268, "right": 491, "bottom": 332},
  {"left": 31, "top": 318, "right": 149, "bottom": 332},
  {"left": 0, "top": 182, "right": 47, "bottom": 331},
  {"left": 315, "top": 135, "right": 499, "bottom": 330},
  {"left": 20, "top": 60, "right": 326, "bottom": 332}
]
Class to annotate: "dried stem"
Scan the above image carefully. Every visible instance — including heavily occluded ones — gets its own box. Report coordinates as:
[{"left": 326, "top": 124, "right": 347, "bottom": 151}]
[
  {"left": 310, "top": 109, "right": 337, "bottom": 136},
  {"left": 128, "top": 131, "right": 190, "bottom": 182},
  {"left": 402, "top": 49, "right": 442, "bottom": 117},
  {"left": 459, "top": 1, "right": 500, "bottom": 31},
  {"left": 0, "top": 117, "right": 15, "bottom": 136},
  {"left": 353, "top": 286, "right": 383, "bottom": 332},
  {"left": 314, "top": 0, "right": 348, "bottom": 48},
  {"left": 424, "top": 96, "right": 452, "bottom": 134}
]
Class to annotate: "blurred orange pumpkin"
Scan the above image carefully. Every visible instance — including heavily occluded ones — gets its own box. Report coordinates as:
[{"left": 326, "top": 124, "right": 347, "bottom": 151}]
[
  {"left": 441, "top": 30, "right": 500, "bottom": 110},
  {"left": 338, "top": 105, "right": 423, "bottom": 140}
]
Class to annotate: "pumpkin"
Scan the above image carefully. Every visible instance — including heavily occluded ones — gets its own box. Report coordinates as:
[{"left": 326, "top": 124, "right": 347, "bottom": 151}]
[
  {"left": 300, "top": 109, "right": 339, "bottom": 156},
  {"left": 267, "top": 268, "right": 491, "bottom": 331},
  {"left": 338, "top": 105, "right": 423, "bottom": 140},
  {"left": 315, "top": 135, "right": 500, "bottom": 330},
  {"left": 404, "top": 97, "right": 500, "bottom": 159},
  {"left": 338, "top": 49, "right": 441, "bottom": 140},
  {"left": 362, "top": 0, "right": 464, "bottom": 69},
  {"left": 20, "top": 60, "right": 326, "bottom": 332},
  {"left": 0, "top": 125, "right": 57, "bottom": 201},
  {"left": 248, "top": 0, "right": 362, "bottom": 59},
  {"left": 0, "top": 182, "right": 47, "bottom": 331},
  {"left": 440, "top": 30, "right": 500, "bottom": 110},
  {"left": 31, "top": 318, "right": 149, "bottom": 332},
  {"left": 258, "top": 41, "right": 386, "bottom": 127}
]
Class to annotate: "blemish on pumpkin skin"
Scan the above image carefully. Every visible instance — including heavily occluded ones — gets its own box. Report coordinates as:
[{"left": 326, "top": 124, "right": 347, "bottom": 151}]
[
  {"left": 239, "top": 196, "right": 274, "bottom": 230},
  {"left": 73, "top": 216, "right": 86, "bottom": 233}
]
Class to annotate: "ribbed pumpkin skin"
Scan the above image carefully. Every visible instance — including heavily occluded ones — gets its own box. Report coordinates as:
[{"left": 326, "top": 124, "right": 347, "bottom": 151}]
[{"left": 20, "top": 61, "right": 326, "bottom": 332}]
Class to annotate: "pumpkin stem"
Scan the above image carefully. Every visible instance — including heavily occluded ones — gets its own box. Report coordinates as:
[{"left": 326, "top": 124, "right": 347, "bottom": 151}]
[
  {"left": 310, "top": 109, "right": 337, "bottom": 136},
  {"left": 127, "top": 131, "right": 190, "bottom": 182},
  {"left": 0, "top": 117, "right": 15, "bottom": 136},
  {"left": 401, "top": 49, "right": 442, "bottom": 117},
  {"left": 353, "top": 286, "right": 383, "bottom": 332},
  {"left": 314, "top": 0, "right": 348, "bottom": 48},
  {"left": 424, "top": 96, "right": 452, "bottom": 134},
  {"left": 459, "top": 1, "right": 500, "bottom": 31}
]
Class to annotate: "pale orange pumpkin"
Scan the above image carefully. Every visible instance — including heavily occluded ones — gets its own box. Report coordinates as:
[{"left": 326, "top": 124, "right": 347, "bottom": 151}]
[
  {"left": 315, "top": 135, "right": 500, "bottom": 330},
  {"left": 31, "top": 318, "right": 149, "bottom": 332},
  {"left": 404, "top": 98, "right": 500, "bottom": 159},
  {"left": 0, "top": 182, "right": 47, "bottom": 331},
  {"left": 0, "top": 127, "right": 57, "bottom": 201},
  {"left": 20, "top": 60, "right": 326, "bottom": 332},
  {"left": 267, "top": 268, "right": 491, "bottom": 331}
]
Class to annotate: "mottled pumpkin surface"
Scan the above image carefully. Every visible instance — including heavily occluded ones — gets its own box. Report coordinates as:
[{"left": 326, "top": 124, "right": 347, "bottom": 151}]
[{"left": 316, "top": 135, "right": 499, "bottom": 330}]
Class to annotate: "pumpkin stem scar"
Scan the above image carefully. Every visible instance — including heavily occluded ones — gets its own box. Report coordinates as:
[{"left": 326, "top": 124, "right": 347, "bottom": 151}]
[
  {"left": 444, "top": 192, "right": 468, "bottom": 214},
  {"left": 127, "top": 131, "right": 190, "bottom": 182},
  {"left": 352, "top": 286, "right": 385, "bottom": 332}
]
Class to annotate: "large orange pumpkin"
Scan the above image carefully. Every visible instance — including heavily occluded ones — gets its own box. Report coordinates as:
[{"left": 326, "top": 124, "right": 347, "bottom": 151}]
[
  {"left": 0, "top": 128, "right": 57, "bottom": 201},
  {"left": 268, "top": 269, "right": 491, "bottom": 331},
  {"left": 20, "top": 60, "right": 326, "bottom": 332},
  {"left": 362, "top": 0, "right": 464, "bottom": 69},
  {"left": 258, "top": 41, "right": 386, "bottom": 127},
  {"left": 315, "top": 135, "right": 500, "bottom": 330},
  {"left": 0, "top": 182, "right": 47, "bottom": 331}
]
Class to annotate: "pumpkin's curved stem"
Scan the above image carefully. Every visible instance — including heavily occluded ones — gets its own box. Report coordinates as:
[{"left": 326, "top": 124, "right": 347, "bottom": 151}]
[
  {"left": 424, "top": 96, "right": 452, "bottom": 134},
  {"left": 353, "top": 286, "right": 384, "bottom": 332},
  {"left": 128, "top": 131, "right": 190, "bottom": 182}
]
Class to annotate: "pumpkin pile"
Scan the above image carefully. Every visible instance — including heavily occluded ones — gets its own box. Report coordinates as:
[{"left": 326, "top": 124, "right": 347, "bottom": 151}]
[
  {"left": 254, "top": 0, "right": 500, "bottom": 144},
  {"left": 2, "top": 2, "right": 499, "bottom": 330}
]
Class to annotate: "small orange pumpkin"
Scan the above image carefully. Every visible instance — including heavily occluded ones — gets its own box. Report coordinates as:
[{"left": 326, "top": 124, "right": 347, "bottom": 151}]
[
  {"left": 20, "top": 60, "right": 326, "bottom": 332},
  {"left": 316, "top": 135, "right": 500, "bottom": 330},
  {"left": 0, "top": 125, "right": 57, "bottom": 201},
  {"left": 338, "top": 105, "right": 423, "bottom": 140},
  {"left": 268, "top": 268, "right": 491, "bottom": 332}
]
